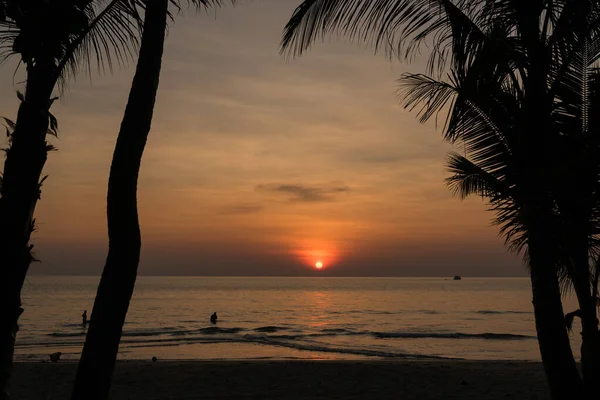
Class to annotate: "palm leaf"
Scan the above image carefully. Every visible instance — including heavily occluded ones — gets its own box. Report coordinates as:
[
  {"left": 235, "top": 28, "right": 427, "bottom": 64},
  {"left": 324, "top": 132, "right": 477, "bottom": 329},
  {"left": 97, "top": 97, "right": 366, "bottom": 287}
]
[
  {"left": 281, "top": 0, "right": 493, "bottom": 76},
  {"left": 445, "top": 152, "right": 510, "bottom": 199},
  {"left": 57, "top": 0, "right": 236, "bottom": 84}
]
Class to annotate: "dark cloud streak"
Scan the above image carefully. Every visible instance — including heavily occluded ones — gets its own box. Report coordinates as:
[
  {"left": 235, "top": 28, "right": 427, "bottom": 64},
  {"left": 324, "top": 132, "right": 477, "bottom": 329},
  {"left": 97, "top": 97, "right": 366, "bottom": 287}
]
[{"left": 257, "top": 183, "right": 350, "bottom": 203}]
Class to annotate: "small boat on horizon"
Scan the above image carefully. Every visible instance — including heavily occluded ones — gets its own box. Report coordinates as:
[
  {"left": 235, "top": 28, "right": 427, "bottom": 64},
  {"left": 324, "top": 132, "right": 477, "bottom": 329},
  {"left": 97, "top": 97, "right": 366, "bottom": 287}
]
[{"left": 453, "top": 276, "right": 462, "bottom": 280}]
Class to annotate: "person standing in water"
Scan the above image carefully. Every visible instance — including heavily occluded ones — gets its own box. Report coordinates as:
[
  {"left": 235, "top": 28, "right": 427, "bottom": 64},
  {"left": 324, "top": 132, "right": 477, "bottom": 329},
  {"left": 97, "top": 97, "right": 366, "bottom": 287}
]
[
  {"left": 210, "top": 312, "right": 218, "bottom": 324},
  {"left": 82, "top": 310, "right": 88, "bottom": 326}
]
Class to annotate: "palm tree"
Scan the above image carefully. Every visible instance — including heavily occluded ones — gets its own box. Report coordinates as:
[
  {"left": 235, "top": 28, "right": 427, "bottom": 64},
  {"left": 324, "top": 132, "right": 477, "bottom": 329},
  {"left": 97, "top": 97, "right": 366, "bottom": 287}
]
[
  {"left": 70, "top": 2, "right": 169, "bottom": 397},
  {"left": 552, "top": 66, "right": 600, "bottom": 391},
  {"left": 397, "top": 46, "right": 600, "bottom": 398},
  {"left": 0, "top": 2, "right": 142, "bottom": 398},
  {"left": 400, "top": 22, "right": 600, "bottom": 394},
  {"left": 280, "top": 1, "right": 600, "bottom": 398},
  {"left": 70, "top": 2, "right": 234, "bottom": 399}
]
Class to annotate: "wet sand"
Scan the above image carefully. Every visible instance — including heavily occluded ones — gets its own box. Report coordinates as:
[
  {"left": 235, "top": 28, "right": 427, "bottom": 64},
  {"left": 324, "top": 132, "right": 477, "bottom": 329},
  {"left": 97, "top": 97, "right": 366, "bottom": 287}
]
[{"left": 12, "top": 360, "right": 549, "bottom": 399}]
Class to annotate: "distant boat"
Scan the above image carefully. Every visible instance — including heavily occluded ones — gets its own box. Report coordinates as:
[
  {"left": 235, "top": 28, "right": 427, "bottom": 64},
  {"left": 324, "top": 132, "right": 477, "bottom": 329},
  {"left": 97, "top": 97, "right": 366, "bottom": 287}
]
[{"left": 453, "top": 276, "right": 462, "bottom": 280}]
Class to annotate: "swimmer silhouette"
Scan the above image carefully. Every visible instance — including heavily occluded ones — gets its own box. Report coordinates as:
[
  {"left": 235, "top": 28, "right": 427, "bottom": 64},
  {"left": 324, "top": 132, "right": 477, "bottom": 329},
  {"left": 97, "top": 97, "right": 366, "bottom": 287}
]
[{"left": 210, "top": 312, "right": 218, "bottom": 324}]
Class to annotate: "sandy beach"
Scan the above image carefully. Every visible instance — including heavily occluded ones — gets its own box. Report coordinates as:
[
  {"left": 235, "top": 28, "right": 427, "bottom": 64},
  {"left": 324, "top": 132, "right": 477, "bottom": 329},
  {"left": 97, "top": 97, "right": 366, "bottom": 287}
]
[{"left": 12, "top": 360, "right": 549, "bottom": 399}]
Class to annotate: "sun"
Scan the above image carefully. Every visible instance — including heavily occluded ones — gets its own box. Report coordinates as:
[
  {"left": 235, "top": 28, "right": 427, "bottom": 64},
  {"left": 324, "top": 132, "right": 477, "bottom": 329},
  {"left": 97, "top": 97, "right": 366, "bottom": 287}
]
[{"left": 315, "top": 261, "right": 323, "bottom": 269}]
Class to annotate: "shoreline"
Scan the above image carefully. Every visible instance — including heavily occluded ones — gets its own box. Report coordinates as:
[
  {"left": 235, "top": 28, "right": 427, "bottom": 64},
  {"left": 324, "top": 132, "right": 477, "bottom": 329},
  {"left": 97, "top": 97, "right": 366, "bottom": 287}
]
[
  {"left": 16, "top": 358, "right": 543, "bottom": 363},
  {"left": 12, "top": 360, "right": 550, "bottom": 399}
]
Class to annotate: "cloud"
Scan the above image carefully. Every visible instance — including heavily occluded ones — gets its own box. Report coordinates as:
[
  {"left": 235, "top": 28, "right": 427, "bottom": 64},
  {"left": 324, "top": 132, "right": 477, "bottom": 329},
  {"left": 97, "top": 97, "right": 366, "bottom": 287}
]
[
  {"left": 218, "top": 204, "right": 263, "bottom": 215},
  {"left": 256, "top": 183, "right": 350, "bottom": 203}
]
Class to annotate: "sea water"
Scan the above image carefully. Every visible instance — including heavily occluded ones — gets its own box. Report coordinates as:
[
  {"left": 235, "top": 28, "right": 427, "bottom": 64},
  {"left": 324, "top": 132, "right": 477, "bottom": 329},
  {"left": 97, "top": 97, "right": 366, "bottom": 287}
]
[{"left": 15, "top": 276, "right": 582, "bottom": 361}]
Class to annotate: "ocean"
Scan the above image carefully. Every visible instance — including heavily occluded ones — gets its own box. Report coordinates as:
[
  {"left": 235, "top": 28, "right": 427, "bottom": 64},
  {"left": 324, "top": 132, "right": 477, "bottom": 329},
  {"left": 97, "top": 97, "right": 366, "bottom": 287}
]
[{"left": 15, "top": 276, "right": 582, "bottom": 362}]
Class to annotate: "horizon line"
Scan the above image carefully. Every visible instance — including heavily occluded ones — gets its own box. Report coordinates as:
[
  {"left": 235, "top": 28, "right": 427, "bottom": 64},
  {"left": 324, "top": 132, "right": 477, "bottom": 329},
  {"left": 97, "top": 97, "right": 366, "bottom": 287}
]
[{"left": 27, "top": 274, "right": 529, "bottom": 278}]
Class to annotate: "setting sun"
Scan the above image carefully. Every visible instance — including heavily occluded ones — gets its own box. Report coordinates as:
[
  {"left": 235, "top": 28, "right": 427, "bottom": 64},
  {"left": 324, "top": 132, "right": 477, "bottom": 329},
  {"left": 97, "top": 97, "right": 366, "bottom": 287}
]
[{"left": 293, "top": 241, "right": 339, "bottom": 271}]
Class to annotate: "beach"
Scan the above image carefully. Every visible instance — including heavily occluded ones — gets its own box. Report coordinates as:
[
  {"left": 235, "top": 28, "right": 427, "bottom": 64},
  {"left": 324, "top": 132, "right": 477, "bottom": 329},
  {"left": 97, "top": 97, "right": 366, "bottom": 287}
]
[
  {"left": 14, "top": 278, "right": 557, "bottom": 399},
  {"left": 12, "top": 360, "right": 549, "bottom": 399}
]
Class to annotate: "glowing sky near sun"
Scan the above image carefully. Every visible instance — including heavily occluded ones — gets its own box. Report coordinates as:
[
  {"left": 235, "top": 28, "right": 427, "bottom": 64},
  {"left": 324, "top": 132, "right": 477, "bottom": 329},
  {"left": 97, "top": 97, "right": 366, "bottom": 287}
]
[{"left": 0, "top": 0, "right": 523, "bottom": 276}]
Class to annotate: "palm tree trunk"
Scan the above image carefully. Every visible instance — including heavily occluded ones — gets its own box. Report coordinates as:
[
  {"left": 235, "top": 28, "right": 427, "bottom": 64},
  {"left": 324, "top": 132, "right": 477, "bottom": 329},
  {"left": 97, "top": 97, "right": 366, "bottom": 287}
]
[
  {"left": 571, "top": 251, "right": 600, "bottom": 396},
  {"left": 528, "top": 234, "right": 584, "bottom": 400},
  {"left": 70, "top": 1, "right": 168, "bottom": 399},
  {"left": 520, "top": 25, "right": 584, "bottom": 397},
  {"left": 0, "top": 93, "right": 51, "bottom": 400},
  {"left": 577, "top": 299, "right": 600, "bottom": 397}
]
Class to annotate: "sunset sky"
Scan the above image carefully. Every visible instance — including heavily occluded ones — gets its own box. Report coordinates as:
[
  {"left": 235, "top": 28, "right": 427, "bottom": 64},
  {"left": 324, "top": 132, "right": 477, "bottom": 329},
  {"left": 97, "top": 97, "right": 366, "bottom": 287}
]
[{"left": 0, "top": 0, "right": 523, "bottom": 276}]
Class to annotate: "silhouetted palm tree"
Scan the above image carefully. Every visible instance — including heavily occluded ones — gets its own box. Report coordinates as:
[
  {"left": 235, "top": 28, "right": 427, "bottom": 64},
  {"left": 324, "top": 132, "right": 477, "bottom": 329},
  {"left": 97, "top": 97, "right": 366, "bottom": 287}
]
[
  {"left": 550, "top": 64, "right": 600, "bottom": 391},
  {"left": 0, "top": 2, "right": 142, "bottom": 398},
  {"left": 69, "top": 3, "right": 168, "bottom": 398},
  {"left": 281, "top": 1, "right": 600, "bottom": 398},
  {"left": 70, "top": 2, "right": 234, "bottom": 399},
  {"left": 396, "top": 44, "right": 600, "bottom": 398}
]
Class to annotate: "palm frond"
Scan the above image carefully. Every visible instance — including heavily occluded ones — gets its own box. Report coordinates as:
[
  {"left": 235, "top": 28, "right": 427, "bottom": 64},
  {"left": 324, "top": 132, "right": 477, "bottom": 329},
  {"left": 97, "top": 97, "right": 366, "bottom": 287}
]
[
  {"left": 56, "top": 0, "right": 144, "bottom": 86},
  {"left": 58, "top": 0, "right": 237, "bottom": 85},
  {"left": 445, "top": 152, "right": 511, "bottom": 199},
  {"left": 0, "top": 22, "right": 19, "bottom": 66},
  {"left": 547, "top": 0, "right": 600, "bottom": 60},
  {"left": 397, "top": 73, "right": 456, "bottom": 125},
  {"left": 565, "top": 309, "right": 582, "bottom": 333},
  {"left": 398, "top": 67, "right": 515, "bottom": 178},
  {"left": 281, "top": 0, "right": 493, "bottom": 76}
]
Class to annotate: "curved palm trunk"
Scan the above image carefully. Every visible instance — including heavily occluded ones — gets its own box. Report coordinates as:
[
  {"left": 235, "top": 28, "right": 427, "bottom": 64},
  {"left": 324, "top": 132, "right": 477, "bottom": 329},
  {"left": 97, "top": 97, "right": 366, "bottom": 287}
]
[
  {"left": 0, "top": 86, "right": 53, "bottom": 400},
  {"left": 70, "top": 1, "right": 168, "bottom": 399},
  {"left": 528, "top": 233, "right": 583, "bottom": 400}
]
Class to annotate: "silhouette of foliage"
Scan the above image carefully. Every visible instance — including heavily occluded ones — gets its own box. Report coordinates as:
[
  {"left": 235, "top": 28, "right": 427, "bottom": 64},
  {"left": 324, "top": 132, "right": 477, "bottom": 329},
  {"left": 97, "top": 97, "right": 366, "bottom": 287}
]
[{"left": 281, "top": 1, "right": 600, "bottom": 397}]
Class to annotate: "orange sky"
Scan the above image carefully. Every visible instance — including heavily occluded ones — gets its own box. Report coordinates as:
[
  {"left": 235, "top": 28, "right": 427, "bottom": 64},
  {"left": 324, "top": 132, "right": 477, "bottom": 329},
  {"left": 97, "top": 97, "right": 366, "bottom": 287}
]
[{"left": 0, "top": 1, "right": 523, "bottom": 276}]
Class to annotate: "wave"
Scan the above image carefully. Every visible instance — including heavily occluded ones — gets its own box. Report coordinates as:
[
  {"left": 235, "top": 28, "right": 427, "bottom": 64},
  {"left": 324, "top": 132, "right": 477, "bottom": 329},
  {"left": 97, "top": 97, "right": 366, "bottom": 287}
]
[
  {"left": 60, "top": 323, "right": 87, "bottom": 328},
  {"left": 245, "top": 328, "right": 531, "bottom": 341},
  {"left": 314, "top": 328, "right": 363, "bottom": 337},
  {"left": 365, "top": 310, "right": 397, "bottom": 315},
  {"left": 239, "top": 334, "right": 454, "bottom": 360},
  {"left": 47, "top": 332, "right": 86, "bottom": 338},
  {"left": 45, "top": 324, "right": 533, "bottom": 343},
  {"left": 30, "top": 327, "right": 531, "bottom": 360},
  {"left": 372, "top": 332, "right": 533, "bottom": 340},
  {"left": 269, "top": 327, "right": 363, "bottom": 340},
  {"left": 320, "top": 328, "right": 351, "bottom": 333},
  {"left": 197, "top": 327, "right": 245, "bottom": 334},
  {"left": 475, "top": 310, "right": 529, "bottom": 315},
  {"left": 21, "top": 334, "right": 456, "bottom": 361},
  {"left": 123, "top": 328, "right": 182, "bottom": 337},
  {"left": 253, "top": 326, "right": 289, "bottom": 333},
  {"left": 47, "top": 326, "right": 246, "bottom": 339}
]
